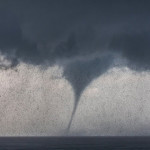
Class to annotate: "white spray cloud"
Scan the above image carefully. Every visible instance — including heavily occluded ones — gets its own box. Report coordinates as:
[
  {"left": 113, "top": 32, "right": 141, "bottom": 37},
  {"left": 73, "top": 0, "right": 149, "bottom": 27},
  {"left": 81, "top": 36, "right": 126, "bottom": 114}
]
[{"left": 0, "top": 64, "right": 150, "bottom": 136}]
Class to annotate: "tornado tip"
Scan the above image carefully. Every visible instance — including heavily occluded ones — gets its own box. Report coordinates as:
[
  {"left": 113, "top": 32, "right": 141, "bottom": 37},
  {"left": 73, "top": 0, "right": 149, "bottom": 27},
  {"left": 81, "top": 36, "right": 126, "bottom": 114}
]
[{"left": 66, "top": 98, "right": 79, "bottom": 133}]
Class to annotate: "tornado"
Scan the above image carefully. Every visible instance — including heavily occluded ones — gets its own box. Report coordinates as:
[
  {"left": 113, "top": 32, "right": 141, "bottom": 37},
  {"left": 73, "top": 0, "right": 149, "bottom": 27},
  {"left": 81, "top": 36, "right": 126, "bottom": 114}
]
[{"left": 64, "top": 55, "right": 113, "bottom": 131}]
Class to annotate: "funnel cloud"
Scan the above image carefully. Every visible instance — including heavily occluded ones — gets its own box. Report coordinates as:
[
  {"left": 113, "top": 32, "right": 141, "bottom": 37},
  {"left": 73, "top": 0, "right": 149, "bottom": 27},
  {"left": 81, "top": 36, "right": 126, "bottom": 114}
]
[{"left": 64, "top": 55, "right": 113, "bottom": 130}]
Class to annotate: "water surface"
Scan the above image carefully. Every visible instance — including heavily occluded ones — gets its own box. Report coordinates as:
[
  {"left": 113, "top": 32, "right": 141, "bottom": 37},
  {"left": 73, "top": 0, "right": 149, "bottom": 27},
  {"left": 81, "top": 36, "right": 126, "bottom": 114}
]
[{"left": 0, "top": 136, "right": 150, "bottom": 150}]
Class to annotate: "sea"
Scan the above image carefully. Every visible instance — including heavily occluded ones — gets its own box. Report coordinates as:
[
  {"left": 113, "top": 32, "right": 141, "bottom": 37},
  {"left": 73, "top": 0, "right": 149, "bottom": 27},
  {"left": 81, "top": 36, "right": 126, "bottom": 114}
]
[{"left": 0, "top": 136, "right": 150, "bottom": 150}]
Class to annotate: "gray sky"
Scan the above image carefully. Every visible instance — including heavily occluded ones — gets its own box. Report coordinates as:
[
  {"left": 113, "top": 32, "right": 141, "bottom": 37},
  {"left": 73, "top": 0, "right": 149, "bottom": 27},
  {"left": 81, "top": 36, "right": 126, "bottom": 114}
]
[{"left": 0, "top": 0, "right": 150, "bottom": 135}]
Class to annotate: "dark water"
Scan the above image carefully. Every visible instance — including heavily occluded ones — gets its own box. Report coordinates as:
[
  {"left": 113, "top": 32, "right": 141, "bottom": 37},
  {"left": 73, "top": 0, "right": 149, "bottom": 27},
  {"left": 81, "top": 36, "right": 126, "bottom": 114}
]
[{"left": 0, "top": 137, "right": 150, "bottom": 150}]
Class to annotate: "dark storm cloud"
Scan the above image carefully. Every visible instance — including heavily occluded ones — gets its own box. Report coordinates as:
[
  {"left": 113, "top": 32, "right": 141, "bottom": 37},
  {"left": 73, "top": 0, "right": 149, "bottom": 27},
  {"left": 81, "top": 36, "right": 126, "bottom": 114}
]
[
  {"left": 110, "top": 32, "right": 150, "bottom": 70},
  {"left": 0, "top": 8, "right": 38, "bottom": 66},
  {"left": 1, "top": 0, "right": 150, "bottom": 66},
  {"left": 0, "top": 0, "right": 150, "bottom": 130}
]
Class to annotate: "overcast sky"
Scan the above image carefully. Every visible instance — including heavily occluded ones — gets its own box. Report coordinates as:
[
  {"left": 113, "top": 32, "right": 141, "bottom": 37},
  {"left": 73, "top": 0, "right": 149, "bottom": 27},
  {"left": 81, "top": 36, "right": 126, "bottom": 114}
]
[{"left": 0, "top": 0, "right": 150, "bottom": 136}]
